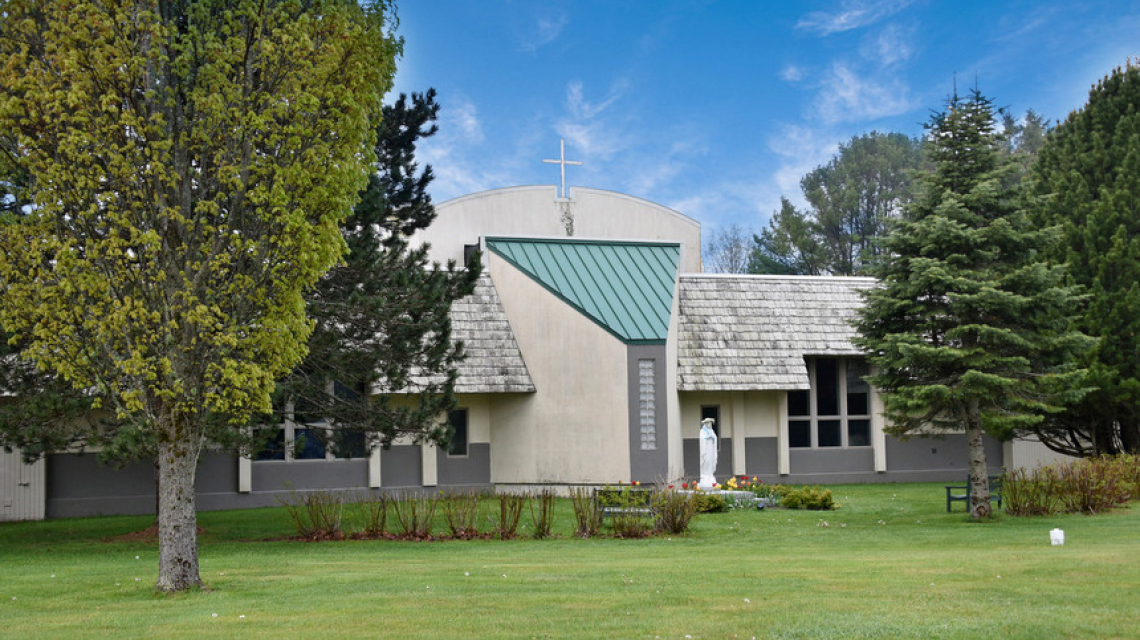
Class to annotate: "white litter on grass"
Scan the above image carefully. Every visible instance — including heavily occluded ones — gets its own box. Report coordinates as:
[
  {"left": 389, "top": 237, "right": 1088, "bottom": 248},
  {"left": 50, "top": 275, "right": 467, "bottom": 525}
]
[
  {"left": 212, "top": 613, "right": 218, "bottom": 618},
  {"left": 239, "top": 615, "right": 245, "bottom": 619},
  {"left": 135, "top": 556, "right": 139, "bottom": 560},
  {"left": 51, "top": 575, "right": 55, "bottom": 578},
  {"left": 134, "top": 578, "right": 140, "bottom": 582},
  {"left": 744, "top": 598, "right": 751, "bottom": 603}
]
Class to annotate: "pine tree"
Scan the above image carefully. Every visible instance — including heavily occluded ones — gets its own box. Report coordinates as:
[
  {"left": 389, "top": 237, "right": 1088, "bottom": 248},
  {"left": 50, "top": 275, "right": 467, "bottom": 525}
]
[
  {"left": 273, "top": 90, "right": 481, "bottom": 455},
  {"left": 854, "top": 90, "right": 1089, "bottom": 519},
  {"left": 1029, "top": 61, "right": 1140, "bottom": 456}
]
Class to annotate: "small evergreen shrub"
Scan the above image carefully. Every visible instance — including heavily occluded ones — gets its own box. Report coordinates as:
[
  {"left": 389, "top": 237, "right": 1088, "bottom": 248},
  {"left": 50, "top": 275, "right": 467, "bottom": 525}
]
[
  {"left": 694, "top": 492, "right": 728, "bottom": 513},
  {"left": 779, "top": 486, "right": 834, "bottom": 510}
]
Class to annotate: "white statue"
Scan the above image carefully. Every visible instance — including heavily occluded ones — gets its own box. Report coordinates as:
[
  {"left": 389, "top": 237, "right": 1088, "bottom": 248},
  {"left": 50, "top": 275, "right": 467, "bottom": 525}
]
[{"left": 699, "top": 417, "right": 718, "bottom": 489}]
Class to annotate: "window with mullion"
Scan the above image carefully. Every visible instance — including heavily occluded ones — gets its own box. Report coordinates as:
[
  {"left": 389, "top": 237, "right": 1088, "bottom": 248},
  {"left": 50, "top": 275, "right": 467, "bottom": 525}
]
[{"left": 788, "top": 357, "right": 872, "bottom": 449}]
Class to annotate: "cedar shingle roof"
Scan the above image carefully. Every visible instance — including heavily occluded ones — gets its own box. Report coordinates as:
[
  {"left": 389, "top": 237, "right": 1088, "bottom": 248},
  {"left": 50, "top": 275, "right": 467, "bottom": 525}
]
[
  {"left": 677, "top": 275, "right": 873, "bottom": 391},
  {"left": 407, "top": 273, "right": 535, "bottom": 394}
]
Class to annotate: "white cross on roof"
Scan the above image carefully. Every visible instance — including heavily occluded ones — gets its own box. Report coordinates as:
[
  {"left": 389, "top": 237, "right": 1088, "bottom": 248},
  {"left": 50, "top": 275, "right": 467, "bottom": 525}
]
[{"left": 542, "top": 139, "right": 582, "bottom": 199}]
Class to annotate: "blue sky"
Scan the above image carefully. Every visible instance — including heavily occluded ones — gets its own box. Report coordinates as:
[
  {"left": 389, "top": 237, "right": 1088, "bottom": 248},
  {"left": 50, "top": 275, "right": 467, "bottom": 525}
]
[{"left": 391, "top": 0, "right": 1139, "bottom": 236}]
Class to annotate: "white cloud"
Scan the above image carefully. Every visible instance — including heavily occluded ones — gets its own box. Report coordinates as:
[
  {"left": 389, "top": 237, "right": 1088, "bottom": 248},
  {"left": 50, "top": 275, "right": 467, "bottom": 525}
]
[
  {"left": 520, "top": 11, "right": 569, "bottom": 52},
  {"left": 767, "top": 124, "right": 842, "bottom": 204},
  {"left": 797, "top": 0, "right": 914, "bottom": 36},
  {"left": 863, "top": 23, "right": 913, "bottom": 67},
  {"left": 780, "top": 64, "right": 805, "bottom": 83},
  {"left": 565, "top": 79, "right": 627, "bottom": 119},
  {"left": 814, "top": 62, "right": 913, "bottom": 123}
]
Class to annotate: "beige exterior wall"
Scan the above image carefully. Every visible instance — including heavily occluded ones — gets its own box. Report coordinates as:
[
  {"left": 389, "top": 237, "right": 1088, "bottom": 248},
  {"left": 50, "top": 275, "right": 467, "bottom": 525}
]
[
  {"left": 1004, "top": 438, "right": 1078, "bottom": 471},
  {"left": 1, "top": 448, "right": 45, "bottom": 522},
  {"left": 679, "top": 391, "right": 781, "bottom": 441},
  {"left": 415, "top": 186, "right": 703, "bottom": 273},
  {"left": 487, "top": 254, "right": 631, "bottom": 483}
]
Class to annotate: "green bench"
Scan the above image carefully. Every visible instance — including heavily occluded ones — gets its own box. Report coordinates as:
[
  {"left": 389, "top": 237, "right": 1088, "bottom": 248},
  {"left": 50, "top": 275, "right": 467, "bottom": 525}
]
[{"left": 945, "top": 475, "right": 1003, "bottom": 512}]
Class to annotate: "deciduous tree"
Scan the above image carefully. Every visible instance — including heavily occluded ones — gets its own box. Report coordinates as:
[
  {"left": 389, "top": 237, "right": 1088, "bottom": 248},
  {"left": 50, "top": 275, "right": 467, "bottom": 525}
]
[
  {"left": 854, "top": 90, "right": 1088, "bottom": 519},
  {"left": 0, "top": 0, "right": 399, "bottom": 591},
  {"left": 273, "top": 89, "right": 481, "bottom": 455}
]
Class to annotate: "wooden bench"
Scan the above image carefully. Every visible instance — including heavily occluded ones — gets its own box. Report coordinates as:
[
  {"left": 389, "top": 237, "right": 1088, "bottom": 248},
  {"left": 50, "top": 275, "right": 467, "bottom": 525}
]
[
  {"left": 595, "top": 487, "right": 654, "bottom": 518},
  {"left": 945, "top": 475, "right": 1003, "bottom": 512}
]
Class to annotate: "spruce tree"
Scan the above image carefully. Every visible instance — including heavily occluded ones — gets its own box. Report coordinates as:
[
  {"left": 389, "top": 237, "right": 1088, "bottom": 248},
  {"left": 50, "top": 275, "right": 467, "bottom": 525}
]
[
  {"left": 1029, "top": 61, "right": 1140, "bottom": 456},
  {"left": 854, "top": 90, "right": 1088, "bottom": 519},
  {"left": 273, "top": 90, "right": 482, "bottom": 455}
]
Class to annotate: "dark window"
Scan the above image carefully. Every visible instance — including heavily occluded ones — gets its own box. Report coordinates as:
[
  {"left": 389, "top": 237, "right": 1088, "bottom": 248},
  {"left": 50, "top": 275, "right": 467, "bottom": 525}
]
[
  {"left": 700, "top": 405, "right": 721, "bottom": 438},
  {"left": 816, "top": 358, "right": 839, "bottom": 416},
  {"left": 448, "top": 409, "right": 469, "bottom": 456},
  {"left": 294, "top": 428, "right": 327, "bottom": 460},
  {"left": 255, "top": 428, "right": 285, "bottom": 461},
  {"left": 788, "top": 358, "right": 873, "bottom": 449},
  {"left": 788, "top": 390, "right": 810, "bottom": 416},
  {"left": 848, "top": 419, "right": 871, "bottom": 447},
  {"left": 818, "top": 420, "right": 842, "bottom": 447},
  {"left": 789, "top": 420, "right": 812, "bottom": 448},
  {"left": 333, "top": 430, "right": 369, "bottom": 459}
]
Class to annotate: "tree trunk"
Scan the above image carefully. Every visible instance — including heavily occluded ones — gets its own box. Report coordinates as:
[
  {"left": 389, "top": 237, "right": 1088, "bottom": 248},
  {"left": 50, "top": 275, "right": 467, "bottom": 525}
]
[
  {"left": 154, "top": 423, "right": 204, "bottom": 592},
  {"left": 965, "top": 399, "right": 992, "bottom": 520}
]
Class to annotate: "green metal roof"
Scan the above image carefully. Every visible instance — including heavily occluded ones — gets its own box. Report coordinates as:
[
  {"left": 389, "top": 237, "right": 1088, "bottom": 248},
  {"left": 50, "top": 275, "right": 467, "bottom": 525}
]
[{"left": 486, "top": 237, "right": 680, "bottom": 344}]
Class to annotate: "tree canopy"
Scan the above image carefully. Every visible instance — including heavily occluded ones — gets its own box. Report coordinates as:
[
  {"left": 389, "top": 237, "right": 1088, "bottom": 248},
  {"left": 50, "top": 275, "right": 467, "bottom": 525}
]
[
  {"left": 750, "top": 131, "right": 923, "bottom": 276},
  {"left": 854, "top": 90, "right": 1088, "bottom": 519},
  {"left": 274, "top": 89, "right": 481, "bottom": 457},
  {"left": 0, "top": 0, "right": 399, "bottom": 591},
  {"left": 1028, "top": 60, "right": 1140, "bottom": 456}
]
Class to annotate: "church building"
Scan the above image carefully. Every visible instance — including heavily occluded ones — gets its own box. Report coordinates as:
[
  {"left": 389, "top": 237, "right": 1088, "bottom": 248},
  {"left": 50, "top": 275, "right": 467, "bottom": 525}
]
[{"left": 1, "top": 178, "right": 1065, "bottom": 521}]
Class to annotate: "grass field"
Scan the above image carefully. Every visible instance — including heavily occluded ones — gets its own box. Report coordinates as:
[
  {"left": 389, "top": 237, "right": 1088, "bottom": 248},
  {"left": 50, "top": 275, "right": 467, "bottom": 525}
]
[{"left": 1, "top": 482, "right": 1137, "bottom": 639}]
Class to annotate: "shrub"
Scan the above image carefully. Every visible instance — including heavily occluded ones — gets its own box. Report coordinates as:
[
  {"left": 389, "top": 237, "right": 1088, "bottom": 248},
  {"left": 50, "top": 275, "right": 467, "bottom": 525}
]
[
  {"left": 1005, "top": 454, "right": 1137, "bottom": 516},
  {"left": 441, "top": 490, "right": 481, "bottom": 539},
  {"left": 570, "top": 488, "right": 603, "bottom": 538},
  {"left": 391, "top": 492, "right": 438, "bottom": 539},
  {"left": 694, "top": 492, "right": 728, "bottom": 513},
  {"left": 529, "top": 489, "right": 557, "bottom": 540},
  {"left": 653, "top": 488, "right": 699, "bottom": 534},
  {"left": 780, "top": 486, "right": 834, "bottom": 510},
  {"left": 352, "top": 491, "right": 388, "bottom": 537},
  {"left": 282, "top": 490, "right": 346, "bottom": 539},
  {"left": 491, "top": 493, "right": 526, "bottom": 539}
]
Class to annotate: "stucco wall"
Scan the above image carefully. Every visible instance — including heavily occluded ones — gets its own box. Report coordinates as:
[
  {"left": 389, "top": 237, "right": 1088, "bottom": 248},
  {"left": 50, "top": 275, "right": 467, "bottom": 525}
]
[
  {"left": 416, "top": 186, "right": 703, "bottom": 273},
  {"left": 488, "top": 255, "right": 631, "bottom": 483}
]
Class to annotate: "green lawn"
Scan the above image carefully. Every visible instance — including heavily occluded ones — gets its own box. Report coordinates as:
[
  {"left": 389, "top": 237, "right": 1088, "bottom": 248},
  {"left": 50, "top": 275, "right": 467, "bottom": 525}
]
[{"left": 1, "top": 483, "right": 1137, "bottom": 639}]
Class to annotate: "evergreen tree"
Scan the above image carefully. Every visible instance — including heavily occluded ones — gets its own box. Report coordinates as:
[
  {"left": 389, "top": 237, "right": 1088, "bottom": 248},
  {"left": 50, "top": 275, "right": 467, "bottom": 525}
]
[
  {"left": 1029, "top": 60, "right": 1140, "bottom": 456},
  {"left": 854, "top": 90, "right": 1089, "bottom": 519},
  {"left": 272, "top": 90, "right": 481, "bottom": 455},
  {"left": 749, "top": 197, "right": 826, "bottom": 275}
]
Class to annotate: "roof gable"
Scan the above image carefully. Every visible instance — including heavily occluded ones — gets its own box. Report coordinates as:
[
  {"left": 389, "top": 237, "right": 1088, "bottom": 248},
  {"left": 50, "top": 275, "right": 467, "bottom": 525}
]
[{"left": 486, "top": 237, "right": 680, "bottom": 344}]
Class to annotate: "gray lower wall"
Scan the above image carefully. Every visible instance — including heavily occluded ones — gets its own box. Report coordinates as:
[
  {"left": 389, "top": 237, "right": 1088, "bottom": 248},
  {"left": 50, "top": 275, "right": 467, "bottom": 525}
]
[
  {"left": 682, "top": 437, "right": 734, "bottom": 481},
  {"left": 682, "top": 434, "right": 1007, "bottom": 486},
  {"left": 437, "top": 443, "right": 491, "bottom": 486},
  {"left": 744, "top": 437, "right": 778, "bottom": 475},
  {"left": 45, "top": 443, "right": 493, "bottom": 519}
]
